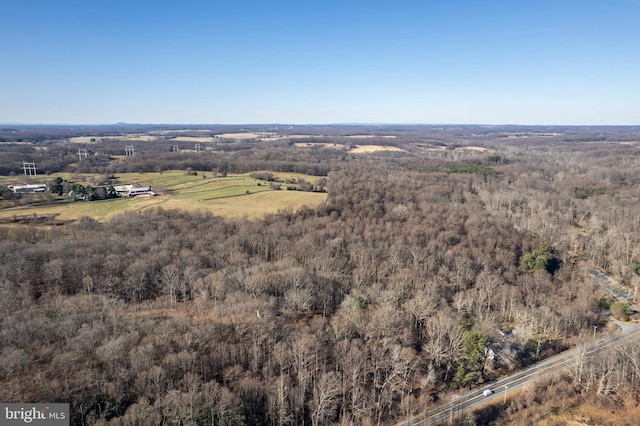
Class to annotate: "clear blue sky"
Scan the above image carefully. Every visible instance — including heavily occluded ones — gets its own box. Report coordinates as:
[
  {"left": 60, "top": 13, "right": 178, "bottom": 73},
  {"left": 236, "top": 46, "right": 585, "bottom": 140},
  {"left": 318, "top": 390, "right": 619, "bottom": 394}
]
[{"left": 1, "top": 0, "right": 638, "bottom": 125}]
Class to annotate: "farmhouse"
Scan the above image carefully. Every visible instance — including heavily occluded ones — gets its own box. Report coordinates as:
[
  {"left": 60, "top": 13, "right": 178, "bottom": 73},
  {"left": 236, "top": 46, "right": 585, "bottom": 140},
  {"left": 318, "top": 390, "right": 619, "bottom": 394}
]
[
  {"left": 113, "top": 184, "right": 156, "bottom": 197},
  {"left": 9, "top": 183, "right": 48, "bottom": 194}
]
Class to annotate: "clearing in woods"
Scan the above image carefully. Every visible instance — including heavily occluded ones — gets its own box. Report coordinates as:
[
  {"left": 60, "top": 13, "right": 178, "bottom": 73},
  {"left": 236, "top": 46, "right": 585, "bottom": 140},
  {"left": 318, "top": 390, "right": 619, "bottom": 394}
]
[{"left": 0, "top": 170, "right": 327, "bottom": 222}]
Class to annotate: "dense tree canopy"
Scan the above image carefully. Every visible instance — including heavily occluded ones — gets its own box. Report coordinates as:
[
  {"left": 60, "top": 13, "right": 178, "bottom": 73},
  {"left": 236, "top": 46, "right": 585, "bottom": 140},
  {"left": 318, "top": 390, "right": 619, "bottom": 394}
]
[{"left": 2, "top": 125, "right": 640, "bottom": 424}]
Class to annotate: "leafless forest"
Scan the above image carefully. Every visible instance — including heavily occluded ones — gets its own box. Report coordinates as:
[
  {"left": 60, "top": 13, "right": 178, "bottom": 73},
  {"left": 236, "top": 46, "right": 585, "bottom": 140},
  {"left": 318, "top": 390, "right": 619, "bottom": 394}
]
[{"left": 2, "top": 125, "right": 640, "bottom": 425}]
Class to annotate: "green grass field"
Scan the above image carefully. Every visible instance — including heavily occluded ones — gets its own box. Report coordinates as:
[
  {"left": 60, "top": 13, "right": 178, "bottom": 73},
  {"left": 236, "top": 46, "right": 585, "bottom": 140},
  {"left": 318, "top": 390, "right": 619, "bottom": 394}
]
[{"left": 0, "top": 171, "right": 328, "bottom": 222}]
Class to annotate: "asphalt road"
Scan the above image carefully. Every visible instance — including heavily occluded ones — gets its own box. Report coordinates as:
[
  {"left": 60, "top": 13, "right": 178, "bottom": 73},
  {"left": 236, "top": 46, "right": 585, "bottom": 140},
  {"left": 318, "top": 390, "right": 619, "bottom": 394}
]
[
  {"left": 587, "top": 268, "right": 637, "bottom": 312},
  {"left": 400, "top": 324, "right": 640, "bottom": 425}
]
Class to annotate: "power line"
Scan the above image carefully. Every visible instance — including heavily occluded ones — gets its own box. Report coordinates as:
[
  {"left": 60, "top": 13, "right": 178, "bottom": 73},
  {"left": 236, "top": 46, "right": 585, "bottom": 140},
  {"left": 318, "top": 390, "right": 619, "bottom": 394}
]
[{"left": 22, "top": 161, "right": 37, "bottom": 175}]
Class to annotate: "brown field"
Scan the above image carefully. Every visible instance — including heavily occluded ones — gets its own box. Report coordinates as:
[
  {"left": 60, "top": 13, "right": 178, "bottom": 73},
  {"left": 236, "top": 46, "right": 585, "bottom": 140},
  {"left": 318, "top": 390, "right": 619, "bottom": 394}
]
[
  {"left": 349, "top": 145, "right": 406, "bottom": 153},
  {"left": 462, "top": 146, "right": 489, "bottom": 152},
  {"left": 417, "top": 144, "right": 492, "bottom": 153},
  {"left": 124, "top": 135, "right": 157, "bottom": 141},
  {"left": 168, "top": 136, "right": 213, "bottom": 142},
  {"left": 68, "top": 136, "right": 100, "bottom": 143},
  {"left": 192, "top": 191, "right": 326, "bottom": 219},
  {"left": 0, "top": 191, "right": 327, "bottom": 222}
]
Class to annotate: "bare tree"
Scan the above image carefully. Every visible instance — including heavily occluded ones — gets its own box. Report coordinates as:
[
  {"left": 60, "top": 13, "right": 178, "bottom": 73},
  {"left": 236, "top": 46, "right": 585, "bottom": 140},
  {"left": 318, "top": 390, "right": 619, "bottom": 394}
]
[
  {"left": 161, "top": 264, "right": 181, "bottom": 305},
  {"left": 311, "top": 371, "right": 340, "bottom": 426}
]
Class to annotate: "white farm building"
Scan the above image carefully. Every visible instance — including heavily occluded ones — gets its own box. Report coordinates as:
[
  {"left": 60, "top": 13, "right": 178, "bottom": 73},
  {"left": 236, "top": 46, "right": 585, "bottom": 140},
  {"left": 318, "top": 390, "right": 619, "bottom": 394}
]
[
  {"left": 113, "top": 184, "right": 157, "bottom": 197},
  {"left": 9, "top": 183, "right": 48, "bottom": 194}
]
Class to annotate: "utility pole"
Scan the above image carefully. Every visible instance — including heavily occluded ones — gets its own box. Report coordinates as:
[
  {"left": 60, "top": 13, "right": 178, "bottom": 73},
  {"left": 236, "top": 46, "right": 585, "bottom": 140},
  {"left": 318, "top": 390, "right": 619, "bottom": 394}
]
[
  {"left": 593, "top": 325, "right": 597, "bottom": 339},
  {"left": 536, "top": 339, "right": 542, "bottom": 358},
  {"left": 503, "top": 385, "right": 508, "bottom": 404},
  {"left": 22, "top": 161, "right": 37, "bottom": 175},
  {"left": 449, "top": 395, "right": 459, "bottom": 424},
  {"left": 78, "top": 148, "right": 88, "bottom": 161}
]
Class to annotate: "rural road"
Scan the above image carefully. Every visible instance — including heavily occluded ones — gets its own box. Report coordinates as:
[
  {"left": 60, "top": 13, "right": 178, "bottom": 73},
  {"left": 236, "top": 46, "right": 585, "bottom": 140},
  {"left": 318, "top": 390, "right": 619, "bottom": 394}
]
[
  {"left": 587, "top": 268, "right": 638, "bottom": 312},
  {"left": 399, "top": 323, "right": 640, "bottom": 425}
]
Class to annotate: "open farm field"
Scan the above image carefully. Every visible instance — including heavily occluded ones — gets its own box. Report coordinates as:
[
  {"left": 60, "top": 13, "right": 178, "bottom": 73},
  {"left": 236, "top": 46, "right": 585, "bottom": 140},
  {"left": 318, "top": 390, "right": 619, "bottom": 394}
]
[
  {"left": 167, "top": 136, "right": 213, "bottom": 142},
  {"left": 461, "top": 145, "right": 489, "bottom": 151},
  {"left": 7, "top": 188, "right": 324, "bottom": 221},
  {"left": 113, "top": 170, "right": 324, "bottom": 189},
  {"left": 349, "top": 144, "right": 406, "bottom": 153},
  {"left": 0, "top": 170, "right": 327, "bottom": 221},
  {"left": 123, "top": 134, "right": 159, "bottom": 141},
  {"left": 0, "top": 197, "right": 145, "bottom": 222},
  {"left": 294, "top": 142, "right": 405, "bottom": 153},
  {"left": 284, "top": 134, "right": 314, "bottom": 138},
  {"left": 68, "top": 136, "right": 99, "bottom": 143},
  {"left": 164, "top": 189, "right": 325, "bottom": 218}
]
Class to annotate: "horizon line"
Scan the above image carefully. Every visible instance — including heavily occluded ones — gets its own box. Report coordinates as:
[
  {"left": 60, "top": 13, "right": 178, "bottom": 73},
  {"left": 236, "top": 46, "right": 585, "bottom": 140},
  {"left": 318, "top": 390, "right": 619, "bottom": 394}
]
[{"left": 2, "top": 122, "right": 639, "bottom": 127}]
